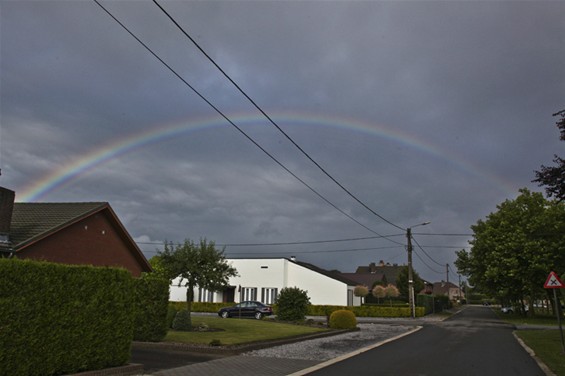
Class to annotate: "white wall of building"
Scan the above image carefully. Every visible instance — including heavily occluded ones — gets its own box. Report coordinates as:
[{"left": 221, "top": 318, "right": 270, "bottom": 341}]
[{"left": 169, "top": 258, "right": 361, "bottom": 307}]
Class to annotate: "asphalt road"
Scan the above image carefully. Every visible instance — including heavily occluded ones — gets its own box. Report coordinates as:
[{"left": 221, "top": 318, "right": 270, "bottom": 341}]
[{"left": 306, "top": 306, "right": 545, "bottom": 376}]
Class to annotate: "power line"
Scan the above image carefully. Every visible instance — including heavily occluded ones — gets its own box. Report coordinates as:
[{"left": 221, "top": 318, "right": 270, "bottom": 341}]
[
  {"left": 411, "top": 235, "right": 444, "bottom": 267},
  {"left": 152, "top": 0, "right": 404, "bottom": 232},
  {"left": 413, "top": 249, "right": 443, "bottom": 274},
  {"left": 412, "top": 233, "right": 473, "bottom": 237},
  {"left": 136, "top": 233, "right": 405, "bottom": 249},
  {"left": 92, "top": 0, "right": 402, "bottom": 244},
  {"left": 226, "top": 245, "right": 402, "bottom": 255},
  {"left": 139, "top": 244, "right": 403, "bottom": 256}
]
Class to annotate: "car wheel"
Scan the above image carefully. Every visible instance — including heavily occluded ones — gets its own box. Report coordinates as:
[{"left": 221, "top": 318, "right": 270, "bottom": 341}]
[
  {"left": 254, "top": 312, "right": 263, "bottom": 320},
  {"left": 221, "top": 311, "right": 229, "bottom": 319}
]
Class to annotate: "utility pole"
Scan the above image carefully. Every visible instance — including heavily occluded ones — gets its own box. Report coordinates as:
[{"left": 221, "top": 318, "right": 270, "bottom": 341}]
[
  {"left": 406, "top": 221, "right": 430, "bottom": 319},
  {"left": 406, "top": 227, "right": 415, "bottom": 319},
  {"left": 446, "top": 264, "right": 449, "bottom": 284}
]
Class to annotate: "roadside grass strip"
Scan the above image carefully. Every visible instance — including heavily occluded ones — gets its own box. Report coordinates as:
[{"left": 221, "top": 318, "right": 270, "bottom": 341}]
[
  {"left": 164, "top": 316, "right": 328, "bottom": 346},
  {"left": 515, "top": 330, "right": 564, "bottom": 376}
]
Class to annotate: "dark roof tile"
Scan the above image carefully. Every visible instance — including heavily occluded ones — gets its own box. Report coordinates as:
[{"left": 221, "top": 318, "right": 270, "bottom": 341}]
[{"left": 10, "top": 202, "right": 108, "bottom": 249}]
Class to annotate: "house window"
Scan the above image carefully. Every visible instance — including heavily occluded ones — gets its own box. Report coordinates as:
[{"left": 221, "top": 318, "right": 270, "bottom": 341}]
[
  {"left": 198, "top": 288, "right": 214, "bottom": 303},
  {"left": 261, "top": 288, "right": 278, "bottom": 305},
  {"left": 241, "top": 287, "right": 257, "bottom": 301}
]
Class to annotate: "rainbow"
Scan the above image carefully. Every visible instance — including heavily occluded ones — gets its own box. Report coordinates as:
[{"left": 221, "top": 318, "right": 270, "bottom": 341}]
[{"left": 17, "top": 112, "right": 515, "bottom": 202}]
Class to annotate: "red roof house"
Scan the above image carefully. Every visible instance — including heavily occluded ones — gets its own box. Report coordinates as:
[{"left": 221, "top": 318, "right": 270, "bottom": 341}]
[{"left": 0, "top": 186, "right": 151, "bottom": 277}]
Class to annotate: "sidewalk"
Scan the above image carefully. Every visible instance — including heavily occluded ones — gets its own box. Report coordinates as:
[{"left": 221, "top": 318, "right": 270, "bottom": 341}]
[{"left": 152, "top": 356, "right": 320, "bottom": 376}]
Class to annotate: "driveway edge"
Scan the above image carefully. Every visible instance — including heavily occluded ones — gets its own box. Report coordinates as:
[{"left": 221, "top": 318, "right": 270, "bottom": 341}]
[
  {"left": 513, "top": 332, "right": 556, "bottom": 376},
  {"left": 286, "top": 326, "right": 423, "bottom": 376}
]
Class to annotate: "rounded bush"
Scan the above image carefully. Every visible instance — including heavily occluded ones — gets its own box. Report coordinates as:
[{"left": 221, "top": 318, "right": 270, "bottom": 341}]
[
  {"left": 276, "top": 287, "right": 311, "bottom": 321},
  {"left": 172, "top": 310, "right": 191, "bottom": 331},
  {"left": 329, "top": 309, "right": 357, "bottom": 329}
]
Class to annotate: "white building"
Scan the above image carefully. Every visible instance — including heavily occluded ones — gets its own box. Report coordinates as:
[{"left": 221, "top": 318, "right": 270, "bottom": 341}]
[{"left": 169, "top": 257, "right": 361, "bottom": 307}]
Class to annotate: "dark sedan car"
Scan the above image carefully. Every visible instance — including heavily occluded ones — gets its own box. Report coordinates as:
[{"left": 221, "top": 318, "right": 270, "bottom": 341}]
[{"left": 218, "top": 301, "right": 273, "bottom": 319}]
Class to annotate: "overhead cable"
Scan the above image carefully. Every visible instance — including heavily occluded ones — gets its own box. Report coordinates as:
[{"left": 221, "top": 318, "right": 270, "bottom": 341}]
[
  {"left": 92, "top": 0, "right": 403, "bottom": 245},
  {"left": 152, "top": 0, "right": 405, "bottom": 232}
]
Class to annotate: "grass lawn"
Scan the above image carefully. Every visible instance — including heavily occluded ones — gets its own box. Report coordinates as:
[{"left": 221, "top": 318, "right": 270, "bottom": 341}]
[
  {"left": 496, "top": 311, "right": 565, "bottom": 375},
  {"left": 164, "top": 316, "right": 329, "bottom": 346},
  {"left": 516, "top": 330, "right": 565, "bottom": 376},
  {"left": 496, "top": 311, "right": 560, "bottom": 327}
]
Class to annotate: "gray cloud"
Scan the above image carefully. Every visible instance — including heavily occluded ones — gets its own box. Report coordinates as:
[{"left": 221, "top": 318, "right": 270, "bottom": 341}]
[{"left": 1, "top": 0, "right": 563, "bottom": 281}]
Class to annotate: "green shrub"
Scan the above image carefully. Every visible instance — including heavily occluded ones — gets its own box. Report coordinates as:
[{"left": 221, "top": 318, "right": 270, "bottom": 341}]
[
  {"left": 172, "top": 310, "right": 192, "bottom": 331},
  {"left": 132, "top": 275, "right": 170, "bottom": 341},
  {"left": 308, "top": 304, "right": 425, "bottom": 318},
  {"left": 276, "top": 287, "right": 311, "bottom": 321},
  {"left": 167, "top": 304, "right": 179, "bottom": 328},
  {"left": 329, "top": 309, "right": 357, "bottom": 329},
  {"left": 0, "top": 258, "right": 134, "bottom": 376}
]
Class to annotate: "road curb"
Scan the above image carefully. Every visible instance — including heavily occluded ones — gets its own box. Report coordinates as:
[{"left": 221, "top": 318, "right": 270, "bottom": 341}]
[
  {"left": 286, "top": 326, "right": 423, "bottom": 376},
  {"left": 513, "top": 331, "right": 556, "bottom": 376},
  {"left": 133, "top": 328, "right": 352, "bottom": 356}
]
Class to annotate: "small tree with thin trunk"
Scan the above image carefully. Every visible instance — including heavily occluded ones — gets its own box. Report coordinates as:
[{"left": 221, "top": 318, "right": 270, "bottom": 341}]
[
  {"left": 372, "top": 285, "right": 386, "bottom": 305},
  {"left": 158, "top": 239, "right": 238, "bottom": 330},
  {"left": 353, "top": 285, "right": 369, "bottom": 305},
  {"left": 385, "top": 284, "right": 400, "bottom": 307}
]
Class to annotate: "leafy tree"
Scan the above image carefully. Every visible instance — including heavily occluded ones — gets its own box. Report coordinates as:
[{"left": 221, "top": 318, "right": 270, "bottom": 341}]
[
  {"left": 396, "top": 266, "right": 424, "bottom": 300},
  {"left": 372, "top": 285, "right": 386, "bottom": 304},
  {"left": 455, "top": 189, "right": 565, "bottom": 314},
  {"left": 158, "top": 239, "right": 238, "bottom": 329},
  {"left": 353, "top": 285, "right": 369, "bottom": 304},
  {"left": 385, "top": 284, "right": 400, "bottom": 306},
  {"left": 534, "top": 109, "right": 565, "bottom": 201},
  {"left": 276, "top": 287, "right": 311, "bottom": 321},
  {"left": 147, "top": 255, "right": 167, "bottom": 279}
]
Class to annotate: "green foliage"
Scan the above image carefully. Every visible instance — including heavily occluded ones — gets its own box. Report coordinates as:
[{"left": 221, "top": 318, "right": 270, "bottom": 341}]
[
  {"left": 455, "top": 188, "right": 565, "bottom": 311},
  {"left": 167, "top": 305, "right": 179, "bottom": 328},
  {"left": 0, "top": 259, "right": 134, "bottom": 376},
  {"left": 307, "top": 304, "right": 425, "bottom": 318},
  {"left": 172, "top": 310, "right": 192, "bottom": 331},
  {"left": 158, "top": 238, "right": 238, "bottom": 329},
  {"left": 276, "top": 287, "right": 311, "bottom": 321},
  {"left": 534, "top": 109, "right": 565, "bottom": 201},
  {"left": 209, "top": 339, "right": 222, "bottom": 346},
  {"left": 132, "top": 275, "right": 170, "bottom": 341},
  {"left": 329, "top": 310, "right": 357, "bottom": 329},
  {"left": 396, "top": 266, "right": 424, "bottom": 299}
]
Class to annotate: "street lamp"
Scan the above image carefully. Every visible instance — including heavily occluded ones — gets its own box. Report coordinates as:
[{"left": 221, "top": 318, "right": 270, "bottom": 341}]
[{"left": 406, "top": 221, "right": 430, "bottom": 318}]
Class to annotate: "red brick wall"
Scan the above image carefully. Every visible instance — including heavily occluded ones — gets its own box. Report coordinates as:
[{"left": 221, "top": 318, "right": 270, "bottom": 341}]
[{"left": 18, "top": 212, "right": 146, "bottom": 277}]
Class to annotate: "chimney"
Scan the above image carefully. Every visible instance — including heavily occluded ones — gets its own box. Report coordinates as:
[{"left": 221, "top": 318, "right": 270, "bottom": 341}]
[{"left": 0, "top": 187, "right": 15, "bottom": 243}]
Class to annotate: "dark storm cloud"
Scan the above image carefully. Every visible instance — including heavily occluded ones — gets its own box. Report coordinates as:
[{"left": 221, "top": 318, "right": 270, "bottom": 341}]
[{"left": 1, "top": 0, "right": 564, "bottom": 281}]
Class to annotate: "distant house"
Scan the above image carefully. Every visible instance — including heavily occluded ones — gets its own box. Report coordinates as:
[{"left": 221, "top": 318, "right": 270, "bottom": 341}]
[
  {"left": 339, "top": 260, "right": 405, "bottom": 288},
  {"left": 169, "top": 257, "right": 362, "bottom": 306},
  {"left": 423, "top": 281, "right": 464, "bottom": 301},
  {"left": 0, "top": 186, "right": 151, "bottom": 277}
]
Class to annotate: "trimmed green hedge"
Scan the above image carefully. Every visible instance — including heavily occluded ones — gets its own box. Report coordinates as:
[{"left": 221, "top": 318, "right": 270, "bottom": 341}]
[
  {"left": 133, "top": 276, "right": 170, "bottom": 341},
  {"left": 0, "top": 259, "right": 134, "bottom": 376},
  {"left": 307, "top": 304, "right": 425, "bottom": 318},
  {"left": 183, "top": 300, "right": 426, "bottom": 318}
]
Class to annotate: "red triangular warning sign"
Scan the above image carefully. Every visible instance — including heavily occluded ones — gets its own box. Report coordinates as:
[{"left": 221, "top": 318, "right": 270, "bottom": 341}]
[{"left": 544, "top": 271, "right": 564, "bottom": 289}]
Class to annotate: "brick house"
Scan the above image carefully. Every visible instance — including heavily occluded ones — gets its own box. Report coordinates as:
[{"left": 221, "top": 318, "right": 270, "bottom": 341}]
[{"left": 0, "top": 186, "right": 151, "bottom": 276}]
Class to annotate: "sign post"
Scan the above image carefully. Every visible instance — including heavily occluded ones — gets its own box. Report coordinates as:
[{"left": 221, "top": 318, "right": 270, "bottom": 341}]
[{"left": 544, "top": 271, "right": 565, "bottom": 353}]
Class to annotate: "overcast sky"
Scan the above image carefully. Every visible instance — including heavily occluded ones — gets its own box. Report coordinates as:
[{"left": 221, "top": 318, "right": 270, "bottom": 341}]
[{"left": 1, "top": 0, "right": 564, "bottom": 283}]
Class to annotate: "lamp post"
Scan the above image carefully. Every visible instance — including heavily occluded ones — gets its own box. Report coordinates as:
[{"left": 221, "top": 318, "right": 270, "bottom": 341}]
[{"left": 406, "top": 221, "right": 430, "bottom": 318}]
